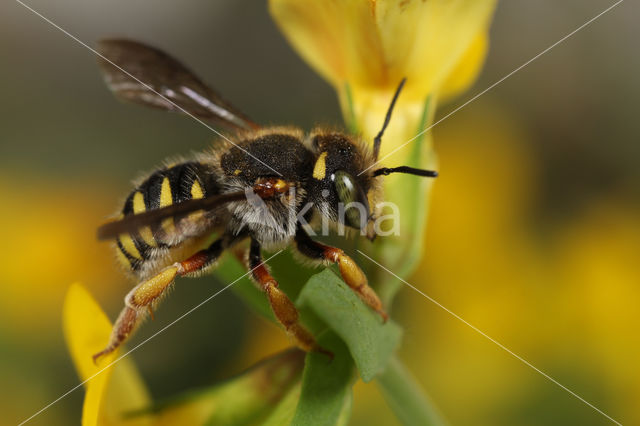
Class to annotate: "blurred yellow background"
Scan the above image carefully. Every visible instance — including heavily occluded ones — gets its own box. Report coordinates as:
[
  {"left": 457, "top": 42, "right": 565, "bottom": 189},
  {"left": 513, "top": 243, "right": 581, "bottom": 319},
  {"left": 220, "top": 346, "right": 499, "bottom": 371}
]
[{"left": 1, "top": 1, "right": 638, "bottom": 425}]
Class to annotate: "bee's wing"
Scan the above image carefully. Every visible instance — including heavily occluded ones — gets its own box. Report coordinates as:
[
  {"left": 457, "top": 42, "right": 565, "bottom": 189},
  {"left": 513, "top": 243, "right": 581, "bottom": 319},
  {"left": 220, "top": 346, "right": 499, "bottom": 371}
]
[
  {"left": 97, "top": 39, "right": 259, "bottom": 131},
  {"left": 97, "top": 191, "right": 247, "bottom": 241}
]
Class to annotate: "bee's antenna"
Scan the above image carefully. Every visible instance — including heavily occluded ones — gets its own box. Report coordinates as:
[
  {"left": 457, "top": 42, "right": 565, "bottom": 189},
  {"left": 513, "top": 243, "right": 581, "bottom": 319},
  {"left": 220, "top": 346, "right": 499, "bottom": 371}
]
[
  {"left": 373, "top": 78, "right": 407, "bottom": 161},
  {"left": 372, "top": 166, "right": 438, "bottom": 178}
]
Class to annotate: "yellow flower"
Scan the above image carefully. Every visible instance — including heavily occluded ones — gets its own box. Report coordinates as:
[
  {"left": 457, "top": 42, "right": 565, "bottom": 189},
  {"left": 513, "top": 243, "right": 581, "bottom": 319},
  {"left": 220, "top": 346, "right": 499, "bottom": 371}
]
[
  {"left": 63, "top": 283, "right": 152, "bottom": 426},
  {"left": 270, "top": 0, "right": 497, "bottom": 302},
  {"left": 269, "top": 0, "right": 496, "bottom": 148},
  {"left": 63, "top": 283, "right": 304, "bottom": 425}
]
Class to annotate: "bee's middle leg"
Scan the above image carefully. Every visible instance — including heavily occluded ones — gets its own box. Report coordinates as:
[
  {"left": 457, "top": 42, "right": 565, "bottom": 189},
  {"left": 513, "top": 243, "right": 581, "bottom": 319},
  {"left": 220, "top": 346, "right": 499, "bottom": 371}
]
[
  {"left": 249, "top": 238, "right": 319, "bottom": 353},
  {"left": 93, "top": 237, "right": 229, "bottom": 363}
]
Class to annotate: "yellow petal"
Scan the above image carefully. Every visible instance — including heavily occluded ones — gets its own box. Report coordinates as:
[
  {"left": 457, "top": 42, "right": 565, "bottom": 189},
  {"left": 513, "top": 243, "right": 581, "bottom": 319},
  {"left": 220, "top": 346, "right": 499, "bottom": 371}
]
[
  {"left": 63, "top": 283, "right": 116, "bottom": 379},
  {"left": 63, "top": 283, "right": 152, "bottom": 426},
  {"left": 374, "top": 0, "right": 496, "bottom": 98},
  {"left": 271, "top": 0, "right": 496, "bottom": 97},
  {"left": 102, "top": 359, "right": 153, "bottom": 426},
  {"left": 272, "top": 0, "right": 496, "bottom": 160},
  {"left": 269, "top": 0, "right": 386, "bottom": 88},
  {"left": 440, "top": 31, "right": 489, "bottom": 101}
]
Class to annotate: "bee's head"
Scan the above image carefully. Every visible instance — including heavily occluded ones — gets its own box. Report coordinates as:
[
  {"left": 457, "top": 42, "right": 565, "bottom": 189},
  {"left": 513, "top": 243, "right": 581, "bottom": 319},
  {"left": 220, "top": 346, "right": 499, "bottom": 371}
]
[
  {"left": 309, "top": 79, "right": 438, "bottom": 240},
  {"left": 309, "top": 133, "right": 377, "bottom": 237}
]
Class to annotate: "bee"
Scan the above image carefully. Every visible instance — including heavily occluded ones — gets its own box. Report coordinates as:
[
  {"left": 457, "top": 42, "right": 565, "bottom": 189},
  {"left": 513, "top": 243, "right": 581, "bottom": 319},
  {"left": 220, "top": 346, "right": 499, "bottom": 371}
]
[{"left": 92, "top": 39, "right": 437, "bottom": 362}]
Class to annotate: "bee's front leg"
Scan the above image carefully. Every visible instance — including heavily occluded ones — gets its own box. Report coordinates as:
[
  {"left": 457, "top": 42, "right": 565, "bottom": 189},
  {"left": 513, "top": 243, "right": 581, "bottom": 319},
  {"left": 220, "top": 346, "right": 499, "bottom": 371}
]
[{"left": 294, "top": 227, "right": 388, "bottom": 322}]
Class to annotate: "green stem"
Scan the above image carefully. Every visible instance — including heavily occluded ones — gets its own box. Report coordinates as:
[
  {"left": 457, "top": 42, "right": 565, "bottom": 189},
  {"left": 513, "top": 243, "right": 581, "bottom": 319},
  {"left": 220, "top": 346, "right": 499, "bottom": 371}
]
[
  {"left": 376, "top": 356, "right": 447, "bottom": 426},
  {"left": 375, "top": 94, "right": 437, "bottom": 308},
  {"left": 341, "top": 82, "right": 358, "bottom": 134}
]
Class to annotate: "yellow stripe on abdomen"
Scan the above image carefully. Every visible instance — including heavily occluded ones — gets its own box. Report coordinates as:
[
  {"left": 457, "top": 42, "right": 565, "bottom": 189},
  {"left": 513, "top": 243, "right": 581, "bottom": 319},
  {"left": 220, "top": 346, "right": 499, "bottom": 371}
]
[
  {"left": 191, "top": 180, "right": 204, "bottom": 199},
  {"left": 160, "top": 176, "right": 176, "bottom": 236},
  {"left": 118, "top": 233, "right": 142, "bottom": 260},
  {"left": 115, "top": 242, "right": 132, "bottom": 268},
  {"left": 132, "top": 191, "right": 157, "bottom": 247},
  {"left": 189, "top": 180, "right": 205, "bottom": 221}
]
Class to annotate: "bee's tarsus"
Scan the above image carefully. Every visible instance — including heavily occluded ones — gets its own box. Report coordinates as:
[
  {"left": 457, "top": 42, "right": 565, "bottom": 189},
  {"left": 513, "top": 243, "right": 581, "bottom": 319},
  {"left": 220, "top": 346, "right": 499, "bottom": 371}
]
[
  {"left": 92, "top": 350, "right": 108, "bottom": 366},
  {"left": 316, "top": 346, "right": 335, "bottom": 362}
]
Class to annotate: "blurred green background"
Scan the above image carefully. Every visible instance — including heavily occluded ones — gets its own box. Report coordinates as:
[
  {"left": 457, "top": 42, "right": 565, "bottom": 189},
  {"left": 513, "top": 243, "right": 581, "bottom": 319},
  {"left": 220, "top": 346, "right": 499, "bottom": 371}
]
[{"left": 1, "top": 0, "right": 638, "bottom": 425}]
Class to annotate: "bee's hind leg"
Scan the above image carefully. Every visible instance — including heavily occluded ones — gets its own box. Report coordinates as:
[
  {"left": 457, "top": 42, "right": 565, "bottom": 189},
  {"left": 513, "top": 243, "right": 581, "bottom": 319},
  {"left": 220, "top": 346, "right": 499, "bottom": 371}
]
[
  {"left": 294, "top": 226, "right": 388, "bottom": 322},
  {"left": 93, "top": 236, "right": 233, "bottom": 364}
]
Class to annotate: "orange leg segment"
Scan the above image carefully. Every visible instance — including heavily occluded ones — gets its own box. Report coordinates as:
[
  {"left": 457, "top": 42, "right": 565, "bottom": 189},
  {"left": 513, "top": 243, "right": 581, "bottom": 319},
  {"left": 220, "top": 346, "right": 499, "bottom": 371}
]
[
  {"left": 92, "top": 237, "right": 228, "bottom": 364},
  {"left": 249, "top": 239, "right": 323, "bottom": 354},
  {"left": 295, "top": 227, "right": 388, "bottom": 322}
]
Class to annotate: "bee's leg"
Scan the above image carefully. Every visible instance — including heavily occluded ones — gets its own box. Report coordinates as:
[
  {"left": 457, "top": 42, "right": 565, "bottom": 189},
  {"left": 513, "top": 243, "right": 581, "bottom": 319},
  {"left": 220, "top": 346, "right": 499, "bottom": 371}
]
[
  {"left": 249, "top": 238, "right": 320, "bottom": 353},
  {"left": 294, "top": 227, "right": 388, "bottom": 322},
  {"left": 93, "top": 237, "right": 231, "bottom": 363}
]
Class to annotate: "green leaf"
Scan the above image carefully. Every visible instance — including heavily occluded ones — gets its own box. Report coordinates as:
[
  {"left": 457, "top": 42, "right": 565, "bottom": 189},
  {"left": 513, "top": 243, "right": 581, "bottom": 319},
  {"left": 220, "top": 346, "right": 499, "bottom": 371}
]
[
  {"left": 297, "top": 269, "right": 402, "bottom": 382},
  {"left": 127, "top": 349, "right": 305, "bottom": 426},
  {"left": 335, "top": 391, "right": 353, "bottom": 426},
  {"left": 376, "top": 356, "right": 447, "bottom": 426},
  {"left": 261, "top": 383, "right": 301, "bottom": 426},
  {"left": 291, "top": 332, "right": 355, "bottom": 426}
]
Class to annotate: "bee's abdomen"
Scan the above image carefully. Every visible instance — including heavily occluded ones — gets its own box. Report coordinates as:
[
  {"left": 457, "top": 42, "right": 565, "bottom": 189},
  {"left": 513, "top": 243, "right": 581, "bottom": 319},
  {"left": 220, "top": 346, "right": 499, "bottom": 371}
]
[{"left": 115, "top": 162, "right": 219, "bottom": 271}]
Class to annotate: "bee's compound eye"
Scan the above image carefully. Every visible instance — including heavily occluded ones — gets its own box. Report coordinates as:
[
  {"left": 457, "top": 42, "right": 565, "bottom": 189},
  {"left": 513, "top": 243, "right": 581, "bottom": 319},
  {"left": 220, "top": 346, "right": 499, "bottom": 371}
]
[{"left": 333, "top": 171, "right": 369, "bottom": 230}]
